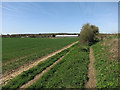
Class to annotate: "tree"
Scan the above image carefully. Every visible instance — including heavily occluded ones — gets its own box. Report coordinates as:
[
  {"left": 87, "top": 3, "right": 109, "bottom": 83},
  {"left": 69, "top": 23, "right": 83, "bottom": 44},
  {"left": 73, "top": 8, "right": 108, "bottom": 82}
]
[{"left": 79, "top": 23, "right": 99, "bottom": 45}]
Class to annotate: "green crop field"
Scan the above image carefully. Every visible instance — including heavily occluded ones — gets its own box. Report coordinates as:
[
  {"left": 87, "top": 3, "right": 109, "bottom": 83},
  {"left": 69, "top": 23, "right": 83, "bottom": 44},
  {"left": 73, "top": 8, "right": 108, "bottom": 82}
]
[
  {"left": 3, "top": 35, "right": 119, "bottom": 89},
  {"left": 2, "top": 38, "right": 78, "bottom": 73},
  {"left": 3, "top": 46, "right": 73, "bottom": 88},
  {"left": 28, "top": 44, "right": 89, "bottom": 88}
]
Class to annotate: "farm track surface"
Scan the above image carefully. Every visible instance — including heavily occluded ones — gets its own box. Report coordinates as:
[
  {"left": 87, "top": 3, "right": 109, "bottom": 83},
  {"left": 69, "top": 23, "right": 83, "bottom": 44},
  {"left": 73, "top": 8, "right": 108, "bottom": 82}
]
[
  {"left": 20, "top": 51, "right": 70, "bottom": 88},
  {"left": 85, "top": 47, "right": 96, "bottom": 88},
  {"left": 2, "top": 41, "right": 78, "bottom": 86}
]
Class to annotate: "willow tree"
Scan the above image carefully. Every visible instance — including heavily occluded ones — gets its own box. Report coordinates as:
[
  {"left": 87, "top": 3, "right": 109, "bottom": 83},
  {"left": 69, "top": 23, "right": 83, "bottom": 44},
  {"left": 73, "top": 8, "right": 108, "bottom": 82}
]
[{"left": 79, "top": 23, "right": 99, "bottom": 45}]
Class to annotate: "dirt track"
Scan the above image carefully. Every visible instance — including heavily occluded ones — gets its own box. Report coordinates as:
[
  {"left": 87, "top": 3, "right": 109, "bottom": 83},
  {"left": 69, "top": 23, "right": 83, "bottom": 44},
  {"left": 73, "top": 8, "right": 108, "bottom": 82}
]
[
  {"left": 85, "top": 47, "right": 96, "bottom": 88},
  {"left": 20, "top": 51, "right": 70, "bottom": 88},
  {"left": 2, "top": 41, "right": 78, "bottom": 86}
]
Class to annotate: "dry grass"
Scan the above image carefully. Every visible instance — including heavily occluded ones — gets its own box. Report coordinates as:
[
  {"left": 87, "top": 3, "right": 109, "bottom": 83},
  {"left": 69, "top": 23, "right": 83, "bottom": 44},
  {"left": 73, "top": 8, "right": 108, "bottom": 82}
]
[{"left": 101, "top": 38, "right": 119, "bottom": 63}]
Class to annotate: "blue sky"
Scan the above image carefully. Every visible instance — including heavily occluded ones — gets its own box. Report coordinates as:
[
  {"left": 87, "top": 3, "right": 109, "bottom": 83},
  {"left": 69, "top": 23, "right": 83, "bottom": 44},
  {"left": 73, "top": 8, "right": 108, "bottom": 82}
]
[{"left": 2, "top": 2, "right": 118, "bottom": 34}]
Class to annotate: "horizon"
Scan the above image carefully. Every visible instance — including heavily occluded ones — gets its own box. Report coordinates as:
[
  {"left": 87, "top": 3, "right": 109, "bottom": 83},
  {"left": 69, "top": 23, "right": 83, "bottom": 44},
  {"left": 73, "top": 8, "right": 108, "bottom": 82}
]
[
  {"left": 2, "top": 2, "right": 118, "bottom": 34},
  {"left": 1, "top": 32, "right": 119, "bottom": 35}
]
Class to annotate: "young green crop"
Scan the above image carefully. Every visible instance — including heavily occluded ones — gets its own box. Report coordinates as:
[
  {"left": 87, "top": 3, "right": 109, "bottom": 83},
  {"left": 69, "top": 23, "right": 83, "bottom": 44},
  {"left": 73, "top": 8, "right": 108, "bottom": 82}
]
[
  {"left": 28, "top": 44, "right": 89, "bottom": 88},
  {"left": 3, "top": 45, "right": 74, "bottom": 89},
  {"left": 3, "top": 38, "right": 78, "bottom": 73}
]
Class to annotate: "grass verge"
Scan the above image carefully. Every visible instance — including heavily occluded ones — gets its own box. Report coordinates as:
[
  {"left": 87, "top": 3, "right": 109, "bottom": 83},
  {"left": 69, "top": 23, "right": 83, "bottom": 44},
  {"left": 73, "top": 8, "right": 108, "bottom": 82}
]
[{"left": 92, "top": 37, "right": 119, "bottom": 88}]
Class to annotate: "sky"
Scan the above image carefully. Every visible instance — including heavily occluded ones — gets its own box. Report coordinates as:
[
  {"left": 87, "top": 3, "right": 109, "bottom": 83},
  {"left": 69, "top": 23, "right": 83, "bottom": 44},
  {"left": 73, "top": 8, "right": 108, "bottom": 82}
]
[
  {"left": 2, "top": 2, "right": 118, "bottom": 34},
  {"left": 118, "top": 1, "right": 120, "bottom": 33}
]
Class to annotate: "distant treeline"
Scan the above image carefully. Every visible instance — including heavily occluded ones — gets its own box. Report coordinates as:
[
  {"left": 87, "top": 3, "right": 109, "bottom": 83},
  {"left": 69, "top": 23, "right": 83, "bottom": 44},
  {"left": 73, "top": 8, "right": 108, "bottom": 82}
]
[
  {"left": 1, "top": 33, "right": 80, "bottom": 38},
  {"left": 1, "top": 33, "right": 119, "bottom": 38}
]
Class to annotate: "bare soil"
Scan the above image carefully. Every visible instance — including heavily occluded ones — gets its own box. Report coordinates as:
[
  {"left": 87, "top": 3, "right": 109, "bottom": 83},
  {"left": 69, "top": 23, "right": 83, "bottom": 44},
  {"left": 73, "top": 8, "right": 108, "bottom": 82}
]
[
  {"left": 85, "top": 47, "right": 96, "bottom": 88},
  {"left": 2, "top": 41, "right": 78, "bottom": 86}
]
